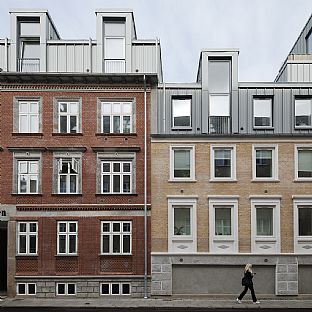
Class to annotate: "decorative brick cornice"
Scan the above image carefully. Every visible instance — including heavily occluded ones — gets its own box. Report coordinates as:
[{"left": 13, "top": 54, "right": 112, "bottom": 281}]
[{"left": 92, "top": 146, "right": 141, "bottom": 152}]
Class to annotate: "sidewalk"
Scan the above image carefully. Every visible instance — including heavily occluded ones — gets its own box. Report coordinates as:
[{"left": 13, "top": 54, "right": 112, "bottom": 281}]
[{"left": 1, "top": 296, "right": 312, "bottom": 310}]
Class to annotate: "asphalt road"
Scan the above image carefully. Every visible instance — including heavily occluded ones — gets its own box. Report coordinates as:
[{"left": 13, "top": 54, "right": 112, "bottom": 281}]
[{"left": 1, "top": 308, "right": 312, "bottom": 312}]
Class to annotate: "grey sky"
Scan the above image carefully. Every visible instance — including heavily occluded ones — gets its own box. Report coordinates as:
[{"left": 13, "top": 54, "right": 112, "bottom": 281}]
[{"left": 1, "top": 0, "right": 312, "bottom": 82}]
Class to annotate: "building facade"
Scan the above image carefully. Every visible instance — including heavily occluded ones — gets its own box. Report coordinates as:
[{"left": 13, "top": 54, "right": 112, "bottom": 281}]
[
  {"left": 0, "top": 9, "right": 161, "bottom": 298},
  {"left": 151, "top": 17, "right": 312, "bottom": 296}
]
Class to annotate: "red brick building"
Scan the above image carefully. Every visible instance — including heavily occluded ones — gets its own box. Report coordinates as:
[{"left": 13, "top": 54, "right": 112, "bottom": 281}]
[{"left": 0, "top": 9, "right": 161, "bottom": 298}]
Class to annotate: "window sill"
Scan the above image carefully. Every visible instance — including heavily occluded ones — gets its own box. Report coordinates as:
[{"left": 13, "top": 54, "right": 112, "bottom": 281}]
[
  {"left": 253, "top": 127, "right": 274, "bottom": 130},
  {"left": 12, "top": 133, "right": 43, "bottom": 136},
  {"left": 255, "top": 238, "right": 277, "bottom": 242},
  {"left": 295, "top": 126, "right": 312, "bottom": 130},
  {"left": 95, "top": 133, "right": 137, "bottom": 137},
  {"left": 294, "top": 179, "right": 312, "bottom": 182},
  {"left": 171, "top": 127, "right": 192, "bottom": 131},
  {"left": 209, "top": 179, "right": 237, "bottom": 183},
  {"left": 95, "top": 193, "right": 138, "bottom": 196},
  {"left": 251, "top": 179, "right": 280, "bottom": 183},
  {"left": 213, "top": 238, "right": 235, "bottom": 242},
  {"left": 52, "top": 133, "right": 83, "bottom": 136},
  {"left": 51, "top": 193, "right": 83, "bottom": 196},
  {"left": 168, "top": 179, "right": 197, "bottom": 183},
  {"left": 99, "top": 253, "right": 132, "bottom": 256},
  {"left": 12, "top": 193, "right": 42, "bottom": 196}
]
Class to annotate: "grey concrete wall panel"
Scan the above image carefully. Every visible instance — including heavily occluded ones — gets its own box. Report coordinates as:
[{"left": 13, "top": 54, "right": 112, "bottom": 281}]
[
  {"left": 172, "top": 265, "right": 275, "bottom": 295},
  {"left": 0, "top": 43, "right": 6, "bottom": 70},
  {"left": 290, "top": 15, "right": 312, "bottom": 55},
  {"left": 298, "top": 265, "right": 312, "bottom": 294}
]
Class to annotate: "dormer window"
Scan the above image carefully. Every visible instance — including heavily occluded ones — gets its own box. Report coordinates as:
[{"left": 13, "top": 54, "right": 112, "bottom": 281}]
[
  {"left": 18, "top": 18, "right": 40, "bottom": 72},
  {"left": 104, "top": 18, "right": 126, "bottom": 73},
  {"left": 208, "top": 60, "right": 231, "bottom": 134}
]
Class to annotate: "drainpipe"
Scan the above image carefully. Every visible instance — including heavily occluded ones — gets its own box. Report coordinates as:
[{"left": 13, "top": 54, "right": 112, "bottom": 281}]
[
  {"left": 143, "top": 74, "right": 148, "bottom": 299},
  {"left": 89, "top": 37, "right": 92, "bottom": 73},
  {"left": 163, "top": 82, "right": 166, "bottom": 133}
]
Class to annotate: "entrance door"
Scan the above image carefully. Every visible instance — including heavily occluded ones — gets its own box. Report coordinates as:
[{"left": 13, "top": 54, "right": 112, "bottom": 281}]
[{"left": 0, "top": 221, "right": 7, "bottom": 292}]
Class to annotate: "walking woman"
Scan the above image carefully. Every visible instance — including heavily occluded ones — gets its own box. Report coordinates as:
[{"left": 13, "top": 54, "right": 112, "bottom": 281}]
[{"left": 236, "top": 263, "right": 260, "bottom": 304}]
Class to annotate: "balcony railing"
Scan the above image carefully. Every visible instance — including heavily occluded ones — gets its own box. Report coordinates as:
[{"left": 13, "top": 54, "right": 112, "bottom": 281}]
[
  {"left": 209, "top": 116, "right": 231, "bottom": 134},
  {"left": 17, "top": 58, "right": 40, "bottom": 72}
]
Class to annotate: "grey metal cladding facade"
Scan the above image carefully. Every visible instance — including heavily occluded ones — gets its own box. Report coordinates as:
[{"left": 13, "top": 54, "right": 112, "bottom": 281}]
[
  {"left": 156, "top": 86, "right": 312, "bottom": 136},
  {"left": 290, "top": 14, "right": 312, "bottom": 55}
]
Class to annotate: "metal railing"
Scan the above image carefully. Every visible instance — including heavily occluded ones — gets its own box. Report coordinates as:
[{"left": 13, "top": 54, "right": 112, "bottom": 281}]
[
  {"left": 17, "top": 58, "right": 40, "bottom": 72},
  {"left": 209, "top": 116, "right": 231, "bottom": 134}
]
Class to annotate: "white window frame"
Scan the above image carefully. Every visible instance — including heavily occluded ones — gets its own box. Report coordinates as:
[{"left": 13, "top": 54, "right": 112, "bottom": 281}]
[
  {"left": 57, "top": 158, "right": 79, "bottom": 194},
  {"left": 17, "top": 160, "right": 39, "bottom": 194},
  {"left": 56, "top": 283, "right": 76, "bottom": 296},
  {"left": 253, "top": 97, "right": 273, "bottom": 129},
  {"left": 58, "top": 101, "right": 80, "bottom": 133},
  {"left": 104, "top": 37, "right": 126, "bottom": 73},
  {"left": 17, "top": 222, "right": 38, "bottom": 255},
  {"left": 16, "top": 283, "right": 37, "bottom": 295},
  {"left": 57, "top": 221, "right": 78, "bottom": 255},
  {"left": 100, "top": 282, "right": 131, "bottom": 296},
  {"left": 101, "top": 221, "right": 132, "bottom": 255},
  {"left": 295, "top": 145, "right": 312, "bottom": 181},
  {"left": 295, "top": 98, "right": 312, "bottom": 129},
  {"left": 252, "top": 144, "right": 278, "bottom": 181},
  {"left": 18, "top": 100, "right": 39, "bottom": 133},
  {"left": 169, "top": 145, "right": 195, "bottom": 181},
  {"left": 168, "top": 197, "right": 197, "bottom": 253},
  {"left": 208, "top": 197, "right": 238, "bottom": 253},
  {"left": 294, "top": 198, "right": 312, "bottom": 253},
  {"left": 171, "top": 97, "right": 192, "bottom": 129},
  {"left": 251, "top": 197, "right": 280, "bottom": 254},
  {"left": 101, "top": 101, "right": 132, "bottom": 134},
  {"left": 210, "top": 145, "right": 236, "bottom": 181},
  {"left": 101, "top": 161, "right": 132, "bottom": 194}
]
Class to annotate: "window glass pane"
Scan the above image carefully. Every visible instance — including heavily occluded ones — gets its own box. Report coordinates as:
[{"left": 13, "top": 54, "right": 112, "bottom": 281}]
[
  {"left": 29, "top": 235, "right": 37, "bottom": 253},
  {"left": 113, "top": 103, "right": 121, "bottom": 114},
  {"left": 113, "top": 163, "right": 120, "bottom": 172},
  {"left": 30, "top": 115, "right": 39, "bottom": 132},
  {"left": 29, "top": 102, "right": 38, "bottom": 113},
  {"left": 123, "top": 223, "right": 131, "bottom": 232},
  {"left": 105, "top": 22, "right": 125, "bottom": 36},
  {"left": 67, "top": 284, "right": 75, "bottom": 295},
  {"left": 215, "top": 207, "right": 231, "bottom": 235},
  {"left": 69, "top": 103, "right": 78, "bottom": 114},
  {"left": 122, "top": 284, "right": 130, "bottom": 295},
  {"left": 101, "top": 284, "right": 110, "bottom": 295},
  {"left": 59, "top": 175, "right": 67, "bottom": 193},
  {"left": 214, "top": 149, "right": 231, "bottom": 178},
  {"left": 19, "top": 115, "right": 28, "bottom": 132},
  {"left": 105, "top": 38, "right": 125, "bottom": 59},
  {"left": 19, "top": 162, "right": 28, "bottom": 174},
  {"left": 123, "top": 175, "right": 131, "bottom": 193},
  {"left": 113, "top": 235, "right": 120, "bottom": 253},
  {"left": 60, "top": 116, "right": 67, "bottom": 133},
  {"left": 102, "top": 102, "right": 111, "bottom": 114},
  {"left": 57, "top": 284, "right": 65, "bottom": 295},
  {"left": 102, "top": 223, "right": 110, "bottom": 232},
  {"left": 28, "top": 284, "right": 36, "bottom": 295},
  {"left": 70, "top": 175, "right": 77, "bottom": 193},
  {"left": 208, "top": 61, "right": 230, "bottom": 93},
  {"left": 174, "top": 207, "right": 191, "bottom": 235},
  {"left": 113, "top": 223, "right": 120, "bottom": 232},
  {"left": 22, "top": 42, "right": 40, "bottom": 58},
  {"left": 209, "top": 95, "right": 230, "bottom": 116},
  {"left": 172, "top": 99, "right": 191, "bottom": 127},
  {"left": 113, "top": 116, "right": 120, "bottom": 133},
  {"left": 102, "top": 175, "right": 110, "bottom": 193},
  {"left": 295, "top": 99, "right": 312, "bottom": 127},
  {"left": 29, "top": 162, "right": 38, "bottom": 173},
  {"left": 123, "top": 116, "right": 131, "bottom": 133},
  {"left": 59, "top": 235, "right": 66, "bottom": 253},
  {"left": 20, "top": 22, "right": 40, "bottom": 36},
  {"left": 29, "top": 176, "right": 37, "bottom": 193},
  {"left": 69, "top": 235, "right": 76, "bottom": 253},
  {"left": 19, "top": 235, "right": 26, "bottom": 253},
  {"left": 123, "top": 163, "right": 130, "bottom": 172},
  {"left": 19, "top": 103, "right": 28, "bottom": 113},
  {"left": 102, "top": 116, "right": 110, "bottom": 133},
  {"left": 102, "top": 163, "right": 110, "bottom": 172},
  {"left": 307, "top": 32, "right": 312, "bottom": 53},
  {"left": 123, "top": 103, "right": 132, "bottom": 114},
  {"left": 299, "top": 207, "right": 312, "bottom": 236},
  {"left": 59, "top": 223, "right": 66, "bottom": 232},
  {"left": 102, "top": 235, "right": 110, "bottom": 253},
  {"left": 298, "top": 150, "right": 312, "bottom": 178},
  {"left": 20, "top": 223, "right": 27, "bottom": 232},
  {"left": 29, "top": 223, "right": 37, "bottom": 232},
  {"left": 18, "top": 284, "right": 26, "bottom": 295},
  {"left": 69, "top": 223, "right": 76, "bottom": 232},
  {"left": 254, "top": 99, "right": 272, "bottom": 127},
  {"left": 19, "top": 176, "right": 27, "bottom": 193},
  {"left": 123, "top": 235, "right": 130, "bottom": 253},
  {"left": 256, "top": 207, "right": 273, "bottom": 236},
  {"left": 256, "top": 149, "right": 272, "bottom": 178},
  {"left": 70, "top": 116, "right": 77, "bottom": 133},
  {"left": 113, "top": 175, "right": 120, "bottom": 192},
  {"left": 174, "top": 150, "right": 190, "bottom": 178},
  {"left": 111, "top": 283, "right": 120, "bottom": 294},
  {"left": 59, "top": 103, "right": 67, "bottom": 112}
]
